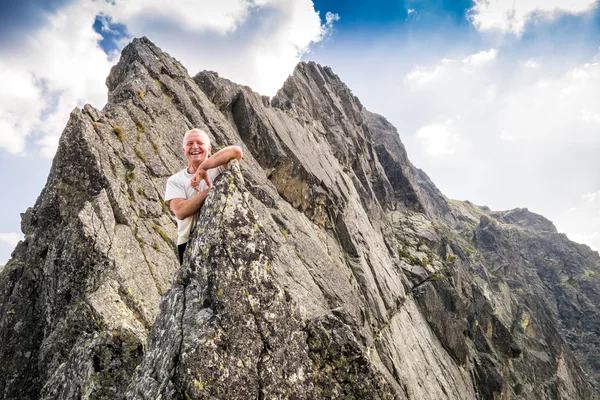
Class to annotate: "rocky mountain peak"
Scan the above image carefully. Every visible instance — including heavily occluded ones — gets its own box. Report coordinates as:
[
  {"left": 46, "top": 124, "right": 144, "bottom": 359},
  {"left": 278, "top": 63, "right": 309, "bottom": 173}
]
[
  {"left": 106, "top": 36, "right": 188, "bottom": 93},
  {"left": 492, "top": 207, "right": 558, "bottom": 233},
  {"left": 0, "top": 37, "right": 598, "bottom": 399},
  {"left": 273, "top": 61, "right": 364, "bottom": 124}
]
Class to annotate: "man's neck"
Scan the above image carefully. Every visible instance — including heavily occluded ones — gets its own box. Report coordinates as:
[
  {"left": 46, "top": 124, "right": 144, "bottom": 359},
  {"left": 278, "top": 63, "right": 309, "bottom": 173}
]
[{"left": 187, "top": 163, "right": 200, "bottom": 174}]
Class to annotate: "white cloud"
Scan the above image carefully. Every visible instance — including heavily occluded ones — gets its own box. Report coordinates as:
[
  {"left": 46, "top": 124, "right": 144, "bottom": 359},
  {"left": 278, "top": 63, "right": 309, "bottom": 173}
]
[
  {"left": 249, "top": 3, "right": 334, "bottom": 93},
  {"left": 107, "top": 0, "right": 256, "bottom": 34},
  {"left": 322, "top": 12, "right": 340, "bottom": 41},
  {"left": 552, "top": 189, "right": 600, "bottom": 251},
  {"left": 405, "top": 49, "right": 498, "bottom": 87},
  {"left": 0, "top": 1, "right": 117, "bottom": 157},
  {"left": 405, "top": 65, "right": 446, "bottom": 85},
  {"left": 405, "top": 59, "right": 454, "bottom": 86},
  {"left": 582, "top": 191, "right": 600, "bottom": 202},
  {"left": 362, "top": 46, "right": 600, "bottom": 252},
  {"left": 566, "top": 232, "right": 600, "bottom": 249},
  {"left": 572, "top": 65, "right": 593, "bottom": 79},
  {"left": 484, "top": 84, "right": 497, "bottom": 102},
  {"left": 500, "top": 130, "right": 514, "bottom": 141},
  {"left": 0, "top": 232, "right": 23, "bottom": 247},
  {"left": 402, "top": 50, "right": 600, "bottom": 152},
  {"left": 107, "top": 0, "right": 334, "bottom": 96},
  {"left": 0, "top": 64, "right": 44, "bottom": 154},
  {"left": 407, "top": 9, "right": 415, "bottom": 15},
  {"left": 581, "top": 109, "right": 600, "bottom": 123},
  {"left": 469, "top": 0, "right": 598, "bottom": 35},
  {"left": 537, "top": 80, "right": 549, "bottom": 88},
  {"left": 500, "top": 61, "right": 600, "bottom": 144},
  {"left": 0, "top": 0, "right": 336, "bottom": 159},
  {"left": 463, "top": 48, "right": 498, "bottom": 67},
  {"left": 523, "top": 58, "right": 541, "bottom": 69},
  {"left": 416, "top": 121, "right": 468, "bottom": 157},
  {"left": 325, "top": 11, "right": 340, "bottom": 25}
]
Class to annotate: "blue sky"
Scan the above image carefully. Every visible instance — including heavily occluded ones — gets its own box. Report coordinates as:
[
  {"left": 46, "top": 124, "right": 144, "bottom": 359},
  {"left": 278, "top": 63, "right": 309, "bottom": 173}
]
[{"left": 1, "top": 0, "right": 600, "bottom": 264}]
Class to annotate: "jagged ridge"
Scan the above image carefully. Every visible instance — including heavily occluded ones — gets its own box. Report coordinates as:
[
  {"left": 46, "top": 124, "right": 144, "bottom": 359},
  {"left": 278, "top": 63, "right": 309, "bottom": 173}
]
[{"left": 0, "top": 37, "right": 598, "bottom": 399}]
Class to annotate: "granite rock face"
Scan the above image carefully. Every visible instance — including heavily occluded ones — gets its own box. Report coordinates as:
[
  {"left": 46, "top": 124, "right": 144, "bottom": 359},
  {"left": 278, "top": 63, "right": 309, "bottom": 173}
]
[{"left": 0, "top": 37, "right": 598, "bottom": 399}]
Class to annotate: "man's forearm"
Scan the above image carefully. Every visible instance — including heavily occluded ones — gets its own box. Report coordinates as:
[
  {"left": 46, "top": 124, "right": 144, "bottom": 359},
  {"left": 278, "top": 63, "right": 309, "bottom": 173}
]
[
  {"left": 199, "top": 146, "right": 243, "bottom": 170},
  {"left": 171, "top": 189, "right": 209, "bottom": 220}
]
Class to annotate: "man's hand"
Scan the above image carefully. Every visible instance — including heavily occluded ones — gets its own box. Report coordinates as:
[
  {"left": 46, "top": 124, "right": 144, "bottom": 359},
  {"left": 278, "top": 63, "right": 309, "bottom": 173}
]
[{"left": 191, "top": 168, "right": 211, "bottom": 191}]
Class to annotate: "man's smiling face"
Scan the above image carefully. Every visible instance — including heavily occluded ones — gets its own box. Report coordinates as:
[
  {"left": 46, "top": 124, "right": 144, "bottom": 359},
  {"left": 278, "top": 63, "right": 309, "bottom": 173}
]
[{"left": 183, "top": 130, "right": 211, "bottom": 167}]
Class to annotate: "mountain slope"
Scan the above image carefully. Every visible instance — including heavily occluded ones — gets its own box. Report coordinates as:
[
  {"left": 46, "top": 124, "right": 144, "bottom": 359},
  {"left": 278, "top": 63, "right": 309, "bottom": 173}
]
[{"left": 0, "top": 37, "right": 597, "bottom": 399}]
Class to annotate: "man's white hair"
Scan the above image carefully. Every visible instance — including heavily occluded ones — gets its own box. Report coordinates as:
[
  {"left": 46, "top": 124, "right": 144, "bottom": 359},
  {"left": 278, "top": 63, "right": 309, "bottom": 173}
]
[{"left": 182, "top": 128, "right": 211, "bottom": 148}]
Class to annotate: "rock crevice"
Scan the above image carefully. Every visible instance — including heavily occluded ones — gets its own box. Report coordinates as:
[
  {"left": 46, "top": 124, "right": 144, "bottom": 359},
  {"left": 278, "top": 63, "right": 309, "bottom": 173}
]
[{"left": 0, "top": 37, "right": 598, "bottom": 399}]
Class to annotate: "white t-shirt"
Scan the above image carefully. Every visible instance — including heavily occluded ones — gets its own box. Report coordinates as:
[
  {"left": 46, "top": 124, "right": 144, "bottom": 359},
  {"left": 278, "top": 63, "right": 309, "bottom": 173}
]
[{"left": 164, "top": 166, "right": 225, "bottom": 245}]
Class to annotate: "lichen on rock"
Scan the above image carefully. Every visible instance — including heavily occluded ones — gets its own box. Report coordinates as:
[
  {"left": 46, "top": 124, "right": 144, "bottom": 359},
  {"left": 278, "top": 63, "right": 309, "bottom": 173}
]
[{"left": 0, "top": 36, "right": 598, "bottom": 400}]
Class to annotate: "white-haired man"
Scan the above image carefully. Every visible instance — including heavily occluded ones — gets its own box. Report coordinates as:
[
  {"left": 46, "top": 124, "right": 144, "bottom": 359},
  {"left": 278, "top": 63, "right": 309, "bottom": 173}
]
[{"left": 165, "top": 128, "right": 243, "bottom": 264}]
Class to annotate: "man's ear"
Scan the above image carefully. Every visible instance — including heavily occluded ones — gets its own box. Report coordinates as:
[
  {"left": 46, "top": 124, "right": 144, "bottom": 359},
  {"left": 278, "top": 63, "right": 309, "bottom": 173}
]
[{"left": 208, "top": 145, "right": 213, "bottom": 154}]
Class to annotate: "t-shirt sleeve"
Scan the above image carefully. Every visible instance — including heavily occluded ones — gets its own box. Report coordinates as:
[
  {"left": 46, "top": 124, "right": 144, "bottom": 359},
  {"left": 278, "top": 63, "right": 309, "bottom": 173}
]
[
  {"left": 208, "top": 165, "right": 226, "bottom": 183},
  {"left": 164, "top": 175, "right": 186, "bottom": 205}
]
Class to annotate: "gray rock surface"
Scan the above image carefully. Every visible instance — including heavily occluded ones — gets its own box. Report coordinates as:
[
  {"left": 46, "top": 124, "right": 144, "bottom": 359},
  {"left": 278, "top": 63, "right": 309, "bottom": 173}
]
[{"left": 0, "top": 37, "right": 598, "bottom": 399}]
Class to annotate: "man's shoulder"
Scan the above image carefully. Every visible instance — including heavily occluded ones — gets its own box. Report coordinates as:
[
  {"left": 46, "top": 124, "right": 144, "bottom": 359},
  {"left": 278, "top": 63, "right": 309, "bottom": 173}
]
[
  {"left": 166, "top": 169, "right": 189, "bottom": 194},
  {"left": 168, "top": 168, "right": 189, "bottom": 182},
  {"left": 165, "top": 168, "right": 189, "bottom": 202}
]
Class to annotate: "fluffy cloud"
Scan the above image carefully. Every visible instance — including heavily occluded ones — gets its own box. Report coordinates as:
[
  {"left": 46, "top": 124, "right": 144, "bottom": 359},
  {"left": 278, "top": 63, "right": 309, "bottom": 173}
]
[
  {"left": 405, "top": 49, "right": 497, "bottom": 88},
  {"left": 0, "top": 1, "right": 118, "bottom": 157},
  {"left": 523, "top": 58, "right": 541, "bottom": 69},
  {"left": 405, "top": 66, "right": 443, "bottom": 85},
  {"left": 0, "top": 0, "right": 337, "bottom": 158},
  {"left": 582, "top": 191, "right": 600, "bottom": 202},
  {"left": 500, "top": 62, "right": 600, "bottom": 144},
  {"left": 105, "top": 0, "right": 334, "bottom": 96},
  {"left": 324, "top": 12, "right": 340, "bottom": 34},
  {"left": 416, "top": 120, "right": 470, "bottom": 157},
  {"left": 0, "top": 66, "right": 43, "bottom": 153},
  {"left": 107, "top": 0, "right": 253, "bottom": 34},
  {"left": 559, "top": 194, "right": 600, "bottom": 251},
  {"left": 0, "top": 232, "right": 23, "bottom": 247},
  {"left": 404, "top": 49, "right": 600, "bottom": 148},
  {"left": 463, "top": 49, "right": 498, "bottom": 67},
  {"left": 394, "top": 47, "right": 600, "bottom": 251},
  {"left": 405, "top": 62, "right": 449, "bottom": 85},
  {"left": 469, "top": 0, "right": 598, "bottom": 35},
  {"left": 566, "top": 232, "right": 600, "bottom": 251}
]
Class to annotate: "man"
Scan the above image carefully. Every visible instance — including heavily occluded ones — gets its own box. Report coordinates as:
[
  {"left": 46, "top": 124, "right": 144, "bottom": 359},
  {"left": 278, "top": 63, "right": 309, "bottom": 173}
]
[{"left": 164, "top": 128, "right": 243, "bottom": 264}]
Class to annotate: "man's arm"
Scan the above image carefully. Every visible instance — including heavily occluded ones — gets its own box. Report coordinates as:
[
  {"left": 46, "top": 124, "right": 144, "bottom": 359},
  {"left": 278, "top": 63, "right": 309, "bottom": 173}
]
[
  {"left": 199, "top": 146, "right": 243, "bottom": 170},
  {"left": 169, "top": 187, "right": 210, "bottom": 220},
  {"left": 191, "top": 146, "right": 243, "bottom": 190}
]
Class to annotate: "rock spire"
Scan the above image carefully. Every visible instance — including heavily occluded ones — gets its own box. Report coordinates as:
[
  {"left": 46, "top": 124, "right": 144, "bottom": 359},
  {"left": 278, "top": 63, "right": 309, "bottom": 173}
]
[{"left": 0, "top": 37, "right": 598, "bottom": 399}]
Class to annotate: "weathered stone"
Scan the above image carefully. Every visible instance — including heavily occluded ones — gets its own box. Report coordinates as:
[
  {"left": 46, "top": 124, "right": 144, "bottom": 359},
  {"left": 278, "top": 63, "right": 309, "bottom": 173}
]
[{"left": 0, "top": 36, "right": 598, "bottom": 399}]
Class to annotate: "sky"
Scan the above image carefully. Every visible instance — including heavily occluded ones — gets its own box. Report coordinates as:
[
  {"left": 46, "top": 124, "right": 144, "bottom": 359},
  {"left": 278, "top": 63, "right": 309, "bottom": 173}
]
[{"left": 0, "top": 0, "right": 599, "bottom": 265}]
